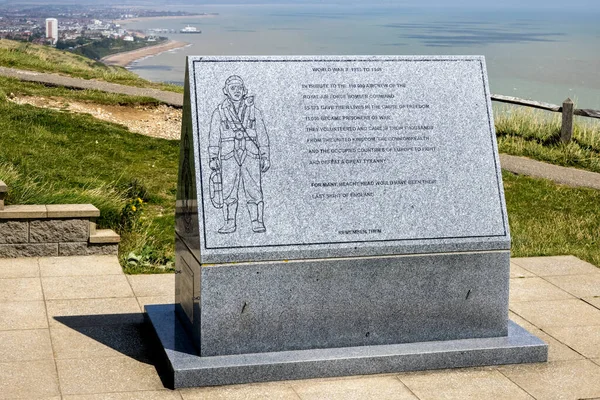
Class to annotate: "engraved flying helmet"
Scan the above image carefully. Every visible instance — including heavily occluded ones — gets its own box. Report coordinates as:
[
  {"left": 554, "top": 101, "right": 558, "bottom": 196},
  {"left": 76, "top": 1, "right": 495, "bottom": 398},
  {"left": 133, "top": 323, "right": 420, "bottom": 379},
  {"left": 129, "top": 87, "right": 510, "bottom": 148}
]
[
  {"left": 222, "top": 75, "right": 247, "bottom": 98},
  {"left": 222, "top": 75, "right": 255, "bottom": 109}
]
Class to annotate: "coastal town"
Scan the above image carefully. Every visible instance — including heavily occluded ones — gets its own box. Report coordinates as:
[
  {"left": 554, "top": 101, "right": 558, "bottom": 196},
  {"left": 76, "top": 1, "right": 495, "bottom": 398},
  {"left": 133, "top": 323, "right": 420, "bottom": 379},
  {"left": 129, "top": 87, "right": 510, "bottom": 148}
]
[{"left": 0, "top": 4, "right": 208, "bottom": 58}]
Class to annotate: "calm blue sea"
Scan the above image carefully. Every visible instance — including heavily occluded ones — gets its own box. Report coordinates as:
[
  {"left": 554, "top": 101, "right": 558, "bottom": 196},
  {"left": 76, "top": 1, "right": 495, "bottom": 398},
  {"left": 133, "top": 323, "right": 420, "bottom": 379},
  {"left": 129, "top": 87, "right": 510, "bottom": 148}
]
[{"left": 122, "top": 4, "right": 600, "bottom": 108}]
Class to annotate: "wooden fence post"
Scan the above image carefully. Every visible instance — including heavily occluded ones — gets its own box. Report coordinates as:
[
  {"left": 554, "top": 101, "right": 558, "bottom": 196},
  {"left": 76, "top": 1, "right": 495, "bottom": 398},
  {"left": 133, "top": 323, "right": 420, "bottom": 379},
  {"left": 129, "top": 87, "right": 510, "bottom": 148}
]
[{"left": 560, "top": 98, "right": 574, "bottom": 143}]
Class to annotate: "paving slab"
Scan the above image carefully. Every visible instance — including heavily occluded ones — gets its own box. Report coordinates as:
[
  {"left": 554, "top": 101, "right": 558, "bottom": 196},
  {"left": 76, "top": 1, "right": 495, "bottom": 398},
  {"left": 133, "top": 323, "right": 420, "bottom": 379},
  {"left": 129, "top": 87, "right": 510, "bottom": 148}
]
[
  {"left": 585, "top": 297, "right": 600, "bottom": 309},
  {"left": 0, "top": 329, "right": 53, "bottom": 362},
  {"left": 137, "top": 295, "right": 175, "bottom": 310},
  {"left": 528, "top": 328, "right": 585, "bottom": 362},
  {"left": 509, "top": 311, "right": 584, "bottom": 361},
  {"left": 50, "top": 324, "right": 153, "bottom": 361},
  {"left": 509, "top": 312, "right": 538, "bottom": 332},
  {"left": 498, "top": 359, "right": 600, "bottom": 400},
  {"left": 511, "top": 256, "right": 600, "bottom": 276},
  {"left": 0, "top": 300, "right": 48, "bottom": 330},
  {"left": 46, "top": 297, "right": 142, "bottom": 328},
  {"left": 127, "top": 274, "right": 175, "bottom": 297},
  {"left": 181, "top": 382, "right": 301, "bottom": 400},
  {"left": 39, "top": 255, "right": 122, "bottom": 277},
  {"left": 510, "top": 262, "right": 536, "bottom": 278},
  {"left": 509, "top": 277, "right": 574, "bottom": 303},
  {"left": 543, "top": 326, "right": 600, "bottom": 359},
  {"left": 0, "top": 277, "right": 43, "bottom": 302},
  {"left": 511, "top": 310, "right": 585, "bottom": 361},
  {"left": 0, "top": 360, "right": 60, "bottom": 399},
  {"left": 292, "top": 375, "right": 416, "bottom": 400},
  {"left": 399, "top": 368, "right": 534, "bottom": 400},
  {"left": 544, "top": 274, "right": 600, "bottom": 298},
  {"left": 56, "top": 356, "right": 166, "bottom": 395},
  {"left": 1, "top": 254, "right": 599, "bottom": 398},
  {"left": 510, "top": 299, "right": 600, "bottom": 328},
  {"left": 0, "top": 257, "right": 39, "bottom": 278},
  {"left": 63, "top": 392, "right": 183, "bottom": 400},
  {"left": 42, "top": 274, "right": 133, "bottom": 300}
]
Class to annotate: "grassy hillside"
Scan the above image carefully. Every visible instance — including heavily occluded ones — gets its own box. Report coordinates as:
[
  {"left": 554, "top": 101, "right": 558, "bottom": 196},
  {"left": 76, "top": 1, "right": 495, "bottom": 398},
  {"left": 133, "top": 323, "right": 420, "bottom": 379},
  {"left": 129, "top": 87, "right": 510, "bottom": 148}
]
[
  {"left": 505, "top": 171, "right": 600, "bottom": 266},
  {"left": 0, "top": 39, "right": 183, "bottom": 93},
  {"left": 0, "top": 96, "right": 179, "bottom": 273},
  {"left": 495, "top": 106, "right": 600, "bottom": 173}
]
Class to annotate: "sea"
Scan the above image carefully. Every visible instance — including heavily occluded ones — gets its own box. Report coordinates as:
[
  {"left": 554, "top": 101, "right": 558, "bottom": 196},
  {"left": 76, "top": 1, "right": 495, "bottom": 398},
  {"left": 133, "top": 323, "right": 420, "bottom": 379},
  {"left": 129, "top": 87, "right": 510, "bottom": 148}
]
[{"left": 122, "top": 4, "right": 600, "bottom": 109}]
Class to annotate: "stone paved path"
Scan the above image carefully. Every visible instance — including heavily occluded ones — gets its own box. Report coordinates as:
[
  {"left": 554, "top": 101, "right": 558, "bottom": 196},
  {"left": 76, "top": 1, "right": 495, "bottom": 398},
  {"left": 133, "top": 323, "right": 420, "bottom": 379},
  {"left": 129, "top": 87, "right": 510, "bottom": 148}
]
[
  {"left": 0, "top": 254, "right": 599, "bottom": 399},
  {"left": 3, "top": 66, "right": 600, "bottom": 190},
  {"left": 500, "top": 154, "right": 600, "bottom": 191},
  {"left": 0, "top": 66, "right": 183, "bottom": 107}
]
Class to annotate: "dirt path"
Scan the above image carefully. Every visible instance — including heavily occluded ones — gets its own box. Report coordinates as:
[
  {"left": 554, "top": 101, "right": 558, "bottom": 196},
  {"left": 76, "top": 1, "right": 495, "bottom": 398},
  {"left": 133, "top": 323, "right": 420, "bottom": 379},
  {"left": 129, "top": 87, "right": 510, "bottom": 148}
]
[
  {"left": 0, "top": 66, "right": 183, "bottom": 107},
  {"left": 499, "top": 154, "right": 600, "bottom": 191},
  {"left": 8, "top": 95, "right": 182, "bottom": 140}
]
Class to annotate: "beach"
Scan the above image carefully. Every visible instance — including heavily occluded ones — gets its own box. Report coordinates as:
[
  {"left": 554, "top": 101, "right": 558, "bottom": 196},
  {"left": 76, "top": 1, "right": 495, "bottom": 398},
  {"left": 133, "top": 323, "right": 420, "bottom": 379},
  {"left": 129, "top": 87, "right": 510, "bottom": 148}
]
[
  {"left": 115, "top": 14, "right": 216, "bottom": 24},
  {"left": 100, "top": 40, "right": 189, "bottom": 68}
]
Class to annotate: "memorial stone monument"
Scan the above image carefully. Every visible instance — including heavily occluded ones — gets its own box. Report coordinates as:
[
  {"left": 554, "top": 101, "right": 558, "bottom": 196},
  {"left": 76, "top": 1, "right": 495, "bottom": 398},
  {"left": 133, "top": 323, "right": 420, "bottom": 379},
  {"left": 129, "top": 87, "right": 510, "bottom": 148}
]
[{"left": 146, "top": 55, "right": 547, "bottom": 388}]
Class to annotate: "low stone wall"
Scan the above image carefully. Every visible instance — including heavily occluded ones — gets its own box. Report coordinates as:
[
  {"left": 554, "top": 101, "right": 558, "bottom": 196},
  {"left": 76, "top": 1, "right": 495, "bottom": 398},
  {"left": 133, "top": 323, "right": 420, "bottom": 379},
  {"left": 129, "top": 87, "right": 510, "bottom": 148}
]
[
  {"left": 0, "top": 182, "right": 119, "bottom": 258},
  {"left": 0, "top": 217, "right": 116, "bottom": 257}
]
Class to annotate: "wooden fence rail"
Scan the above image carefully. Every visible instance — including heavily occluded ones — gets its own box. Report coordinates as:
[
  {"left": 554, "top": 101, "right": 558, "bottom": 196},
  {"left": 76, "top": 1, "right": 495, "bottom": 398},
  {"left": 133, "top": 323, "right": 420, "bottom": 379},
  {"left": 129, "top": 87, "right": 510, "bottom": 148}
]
[{"left": 490, "top": 94, "right": 600, "bottom": 143}]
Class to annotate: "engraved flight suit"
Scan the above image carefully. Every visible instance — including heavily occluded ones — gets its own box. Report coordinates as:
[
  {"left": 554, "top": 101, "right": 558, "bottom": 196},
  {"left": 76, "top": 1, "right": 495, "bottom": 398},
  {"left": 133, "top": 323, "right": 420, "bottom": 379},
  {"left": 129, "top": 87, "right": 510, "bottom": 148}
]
[{"left": 208, "top": 96, "right": 270, "bottom": 233}]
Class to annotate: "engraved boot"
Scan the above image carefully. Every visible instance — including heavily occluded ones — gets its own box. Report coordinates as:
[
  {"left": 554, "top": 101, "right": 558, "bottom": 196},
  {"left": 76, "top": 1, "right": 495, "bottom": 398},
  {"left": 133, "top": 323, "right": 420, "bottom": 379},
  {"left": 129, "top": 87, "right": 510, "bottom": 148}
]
[
  {"left": 249, "top": 201, "right": 266, "bottom": 233},
  {"left": 218, "top": 201, "right": 237, "bottom": 234}
]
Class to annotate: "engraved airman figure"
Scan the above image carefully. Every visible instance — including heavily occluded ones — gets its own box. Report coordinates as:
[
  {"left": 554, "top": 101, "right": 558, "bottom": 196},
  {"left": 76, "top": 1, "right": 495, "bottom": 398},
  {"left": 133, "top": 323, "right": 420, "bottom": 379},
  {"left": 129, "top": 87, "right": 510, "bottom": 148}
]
[{"left": 208, "top": 75, "right": 270, "bottom": 234}]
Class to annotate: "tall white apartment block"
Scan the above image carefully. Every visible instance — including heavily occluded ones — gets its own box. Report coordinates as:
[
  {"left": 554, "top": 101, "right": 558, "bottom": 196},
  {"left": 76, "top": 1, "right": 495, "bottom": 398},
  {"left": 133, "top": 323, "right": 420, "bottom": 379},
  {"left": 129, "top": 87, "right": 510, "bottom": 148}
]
[{"left": 45, "top": 18, "right": 58, "bottom": 44}]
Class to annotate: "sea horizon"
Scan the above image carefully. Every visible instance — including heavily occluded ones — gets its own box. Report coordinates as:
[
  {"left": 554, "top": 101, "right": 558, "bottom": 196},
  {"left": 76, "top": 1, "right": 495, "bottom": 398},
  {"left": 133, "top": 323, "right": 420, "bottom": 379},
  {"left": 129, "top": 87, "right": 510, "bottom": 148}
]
[{"left": 121, "top": 3, "right": 600, "bottom": 109}]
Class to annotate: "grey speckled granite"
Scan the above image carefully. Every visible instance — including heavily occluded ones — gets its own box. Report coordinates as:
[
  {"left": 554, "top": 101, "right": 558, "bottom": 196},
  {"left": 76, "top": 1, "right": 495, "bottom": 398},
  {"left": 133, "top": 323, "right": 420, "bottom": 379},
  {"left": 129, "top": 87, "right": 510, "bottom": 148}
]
[
  {"left": 195, "top": 249, "right": 510, "bottom": 357},
  {"left": 176, "top": 55, "right": 509, "bottom": 265},
  {"left": 146, "top": 304, "right": 547, "bottom": 389}
]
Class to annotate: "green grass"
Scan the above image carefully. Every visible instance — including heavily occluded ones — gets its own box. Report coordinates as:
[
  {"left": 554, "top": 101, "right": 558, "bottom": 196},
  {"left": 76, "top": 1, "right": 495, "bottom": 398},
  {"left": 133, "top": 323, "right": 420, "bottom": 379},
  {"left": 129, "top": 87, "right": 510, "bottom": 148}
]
[
  {"left": 0, "top": 39, "right": 183, "bottom": 94},
  {"left": 495, "top": 105, "right": 600, "bottom": 173},
  {"left": 0, "top": 76, "right": 164, "bottom": 106},
  {"left": 505, "top": 171, "right": 600, "bottom": 267},
  {"left": 0, "top": 99, "right": 179, "bottom": 273}
]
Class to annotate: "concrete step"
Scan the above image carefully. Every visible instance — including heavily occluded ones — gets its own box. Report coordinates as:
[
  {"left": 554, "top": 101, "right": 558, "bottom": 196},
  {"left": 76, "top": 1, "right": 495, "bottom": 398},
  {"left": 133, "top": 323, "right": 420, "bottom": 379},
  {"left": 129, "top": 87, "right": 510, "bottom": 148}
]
[{"left": 89, "top": 229, "right": 120, "bottom": 244}]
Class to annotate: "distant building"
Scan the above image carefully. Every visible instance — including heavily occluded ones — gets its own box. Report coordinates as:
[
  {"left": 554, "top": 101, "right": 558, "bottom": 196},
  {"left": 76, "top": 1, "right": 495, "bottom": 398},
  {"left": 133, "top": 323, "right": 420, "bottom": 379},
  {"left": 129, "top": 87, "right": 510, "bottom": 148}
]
[
  {"left": 45, "top": 18, "right": 58, "bottom": 44},
  {"left": 123, "top": 35, "right": 134, "bottom": 42}
]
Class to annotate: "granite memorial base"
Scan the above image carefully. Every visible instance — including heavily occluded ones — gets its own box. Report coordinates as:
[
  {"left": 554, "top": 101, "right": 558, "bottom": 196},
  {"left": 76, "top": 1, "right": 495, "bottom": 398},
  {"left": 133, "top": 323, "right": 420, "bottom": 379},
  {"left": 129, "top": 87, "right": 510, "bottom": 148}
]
[
  {"left": 182, "top": 246, "right": 516, "bottom": 357},
  {"left": 146, "top": 306, "right": 546, "bottom": 389},
  {"left": 145, "top": 239, "right": 546, "bottom": 388},
  {"left": 149, "top": 55, "right": 548, "bottom": 388}
]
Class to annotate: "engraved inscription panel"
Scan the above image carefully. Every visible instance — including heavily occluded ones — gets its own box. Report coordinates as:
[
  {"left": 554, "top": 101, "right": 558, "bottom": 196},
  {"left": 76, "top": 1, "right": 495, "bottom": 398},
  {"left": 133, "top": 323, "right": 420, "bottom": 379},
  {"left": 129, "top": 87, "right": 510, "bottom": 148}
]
[{"left": 187, "top": 56, "right": 509, "bottom": 259}]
